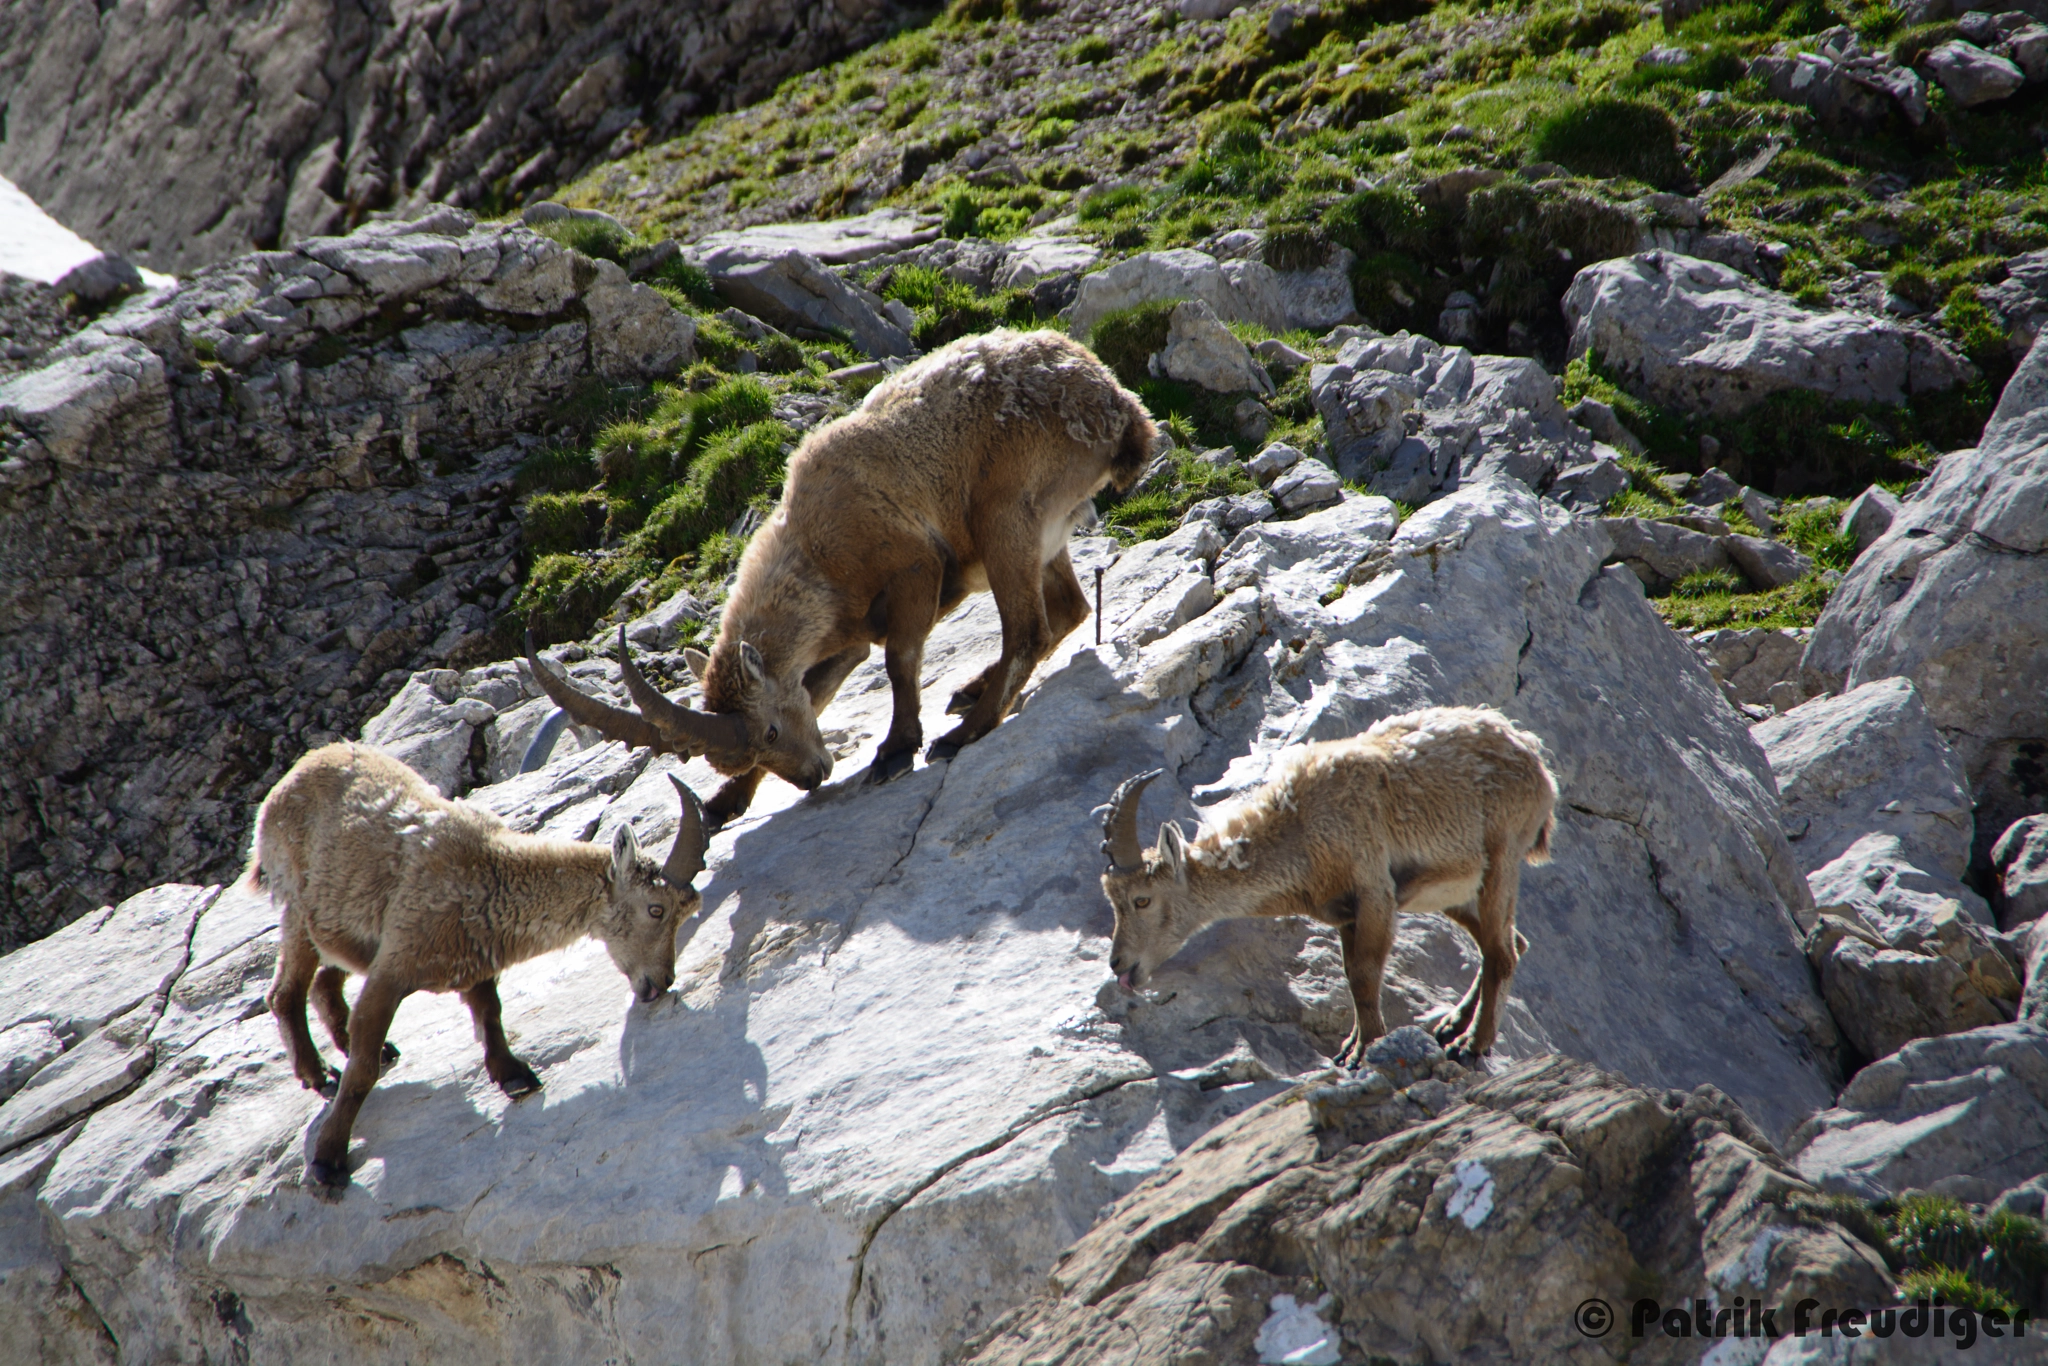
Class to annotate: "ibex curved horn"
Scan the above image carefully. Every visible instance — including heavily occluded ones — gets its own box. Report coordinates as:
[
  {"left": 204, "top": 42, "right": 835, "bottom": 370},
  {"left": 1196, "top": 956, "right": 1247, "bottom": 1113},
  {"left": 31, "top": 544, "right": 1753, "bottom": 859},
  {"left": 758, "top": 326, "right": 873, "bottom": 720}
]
[
  {"left": 1100, "top": 768, "right": 1163, "bottom": 872},
  {"left": 663, "top": 774, "right": 708, "bottom": 886},
  {"left": 526, "top": 628, "right": 669, "bottom": 753}
]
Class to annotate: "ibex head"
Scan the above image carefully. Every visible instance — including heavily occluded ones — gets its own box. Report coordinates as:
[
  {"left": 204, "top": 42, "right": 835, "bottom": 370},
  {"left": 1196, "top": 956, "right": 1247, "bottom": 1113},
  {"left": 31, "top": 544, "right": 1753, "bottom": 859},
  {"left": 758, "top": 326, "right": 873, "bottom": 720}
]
[
  {"left": 1095, "top": 768, "right": 1200, "bottom": 991},
  {"left": 683, "top": 639, "right": 833, "bottom": 792},
  {"left": 525, "top": 628, "right": 831, "bottom": 792},
  {"left": 599, "top": 775, "right": 709, "bottom": 1003}
]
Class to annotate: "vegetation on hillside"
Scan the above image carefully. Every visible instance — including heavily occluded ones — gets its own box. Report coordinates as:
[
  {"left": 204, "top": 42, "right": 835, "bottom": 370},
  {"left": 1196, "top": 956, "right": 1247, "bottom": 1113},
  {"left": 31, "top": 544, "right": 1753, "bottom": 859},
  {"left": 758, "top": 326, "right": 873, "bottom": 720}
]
[{"left": 501, "top": 0, "right": 2044, "bottom": 644}]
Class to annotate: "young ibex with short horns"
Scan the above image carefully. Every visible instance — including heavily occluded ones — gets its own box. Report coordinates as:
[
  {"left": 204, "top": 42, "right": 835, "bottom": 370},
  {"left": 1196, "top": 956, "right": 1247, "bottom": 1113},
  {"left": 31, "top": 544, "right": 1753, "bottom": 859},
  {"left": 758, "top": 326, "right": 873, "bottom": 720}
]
[
  {"left": 250, "top": 742, "right": 708, "bottom": 1188},
  {"left": 1096, "top": 707, "right": 1557, "bottom": 1064},
  {"left": 530, "top": 328, "right": 1157, "bottom": 826}
]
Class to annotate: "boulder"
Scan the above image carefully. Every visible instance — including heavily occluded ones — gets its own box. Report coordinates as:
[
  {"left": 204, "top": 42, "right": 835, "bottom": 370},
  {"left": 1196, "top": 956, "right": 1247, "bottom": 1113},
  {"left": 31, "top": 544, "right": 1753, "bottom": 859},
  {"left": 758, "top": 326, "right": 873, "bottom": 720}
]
[
  {"left": 1269, "top": 458, "right": 1342, "bottom": 513},
  {"left": 1598, "top": 515, "right": 1735, "bottom": 591},
  {"left": 521, "top": 200, "right": 629, "bottom": 238},
  {"left": 1566, "top": 396, "right": 1646, "bottom": 456},
  {"left": 1724, "top": 532, "right": 1815, "bottom": 589},
  {"left": 993, "top": 232, "right": 1103, "bottom": 292},
  {"left": 49, "top": 252, "right": 144, "bottom": 306},
  {"left": 1752, "top": 677, "right": 1980, "bottom": 882},
  {"left": 1182, "top": 492, "right": 1276, "bottom": 533},
  {"left": 1233, "top": 397, "right": 1272, "bottom": 443},
  {"left": 684, "top": 209, "right": 942, "bottom": 272},
  {"left": 1246, "top": 441, "right": 1306, "bottom": 482},
  {"left": 1748, "top": 48, "right": 1926, "bottom": 126},
  {"left": 1920, "top": 38, "right": 2027, "bottom": 103},
  {"left": 704, "top": 250, "right": 914, "bottom": 358},
  {"left": 623, "top": 587, "right": 711, "bottom": 650},
  {"left": 1272, "top": 246, "right": 1360, "bottom": 331},
  {"left": 1985, "top": 247, "right": 2048, "bottom": 356},
  {"left": 2007, "top": 23, "right": 2048, "bottom": 81},
  {"left": 1789, "top": 1022, "right": 2048, "bottom": 1201},
  {"left": 1563, "top": 251, "right": 1969, "bottom": 418},
  {"left": 1803, "top": 332, "right": 2048, "bottom": 858},
  {"left": 1994, "top": 814, "right": 2048, "bottom": 928},
  {"left": 1067, "top": 248, "right": 1289, "bottom": 338},
  {"left": 1837, "top": 484, "right": 1901, "bottom": 550},
  {"left": 1696, "top": 626, "right": 1808, "bottom": 708},
  {"left": 1152, "top": 299, "right": 1273, "bottom": 394},
  {"left": 1310, "top": 331, "right": 1591, "bottom": 505},
  {"left": 360, "top": 672, "right": 498, "bottom": 797},
  {"left": 1545, "top": 453, "right": 1629, "bottom": 510},
  {"left": 1803, "top": 885, "right": 2016, "bottom": 1063},
  {"left": 0, "top": 480, "right": 1843, "bottom": 1363},
  {"left": 972, "top": 1056, "right": 1893, "bottom": 1366}
]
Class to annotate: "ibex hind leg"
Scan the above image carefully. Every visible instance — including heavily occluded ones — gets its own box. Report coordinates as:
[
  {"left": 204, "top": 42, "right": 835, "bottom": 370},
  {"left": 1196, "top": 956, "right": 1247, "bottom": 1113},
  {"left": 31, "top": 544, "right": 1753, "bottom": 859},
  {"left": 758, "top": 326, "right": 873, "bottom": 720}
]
[
  {"left": 1442, "top": 848, "right": 1525, "bottom": 1063},
  {"left": 268, "top": 921, "right": 338, "bottom": 1096},
  {"left": 1421, "top": 902, "right": 1486, "bottom": 1045},
  {"left": 311, "top": 966, "right": 400, "bottom": 1071},
  {"left": 949, "top": 553, "right": 1088, "bottom": 716},
  {"left": 930, "top": 527, "right": 1055, "bottom": 759}
]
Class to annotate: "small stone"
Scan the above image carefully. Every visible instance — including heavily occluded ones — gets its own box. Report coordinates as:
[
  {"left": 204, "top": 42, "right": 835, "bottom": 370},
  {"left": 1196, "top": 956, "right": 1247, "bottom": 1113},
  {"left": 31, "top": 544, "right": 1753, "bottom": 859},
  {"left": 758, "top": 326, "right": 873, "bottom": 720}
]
[
  {"left": 1247, "top": 442, "right": 1306, "bottom": 482},
  {"left": 1699, "top": 433, "right": 1722, "bottom": 461},
  {"left": 1723, "top": 533, "right": 1814, "bottom": 589},
  {"left": 1836, "top": 485, "right": 1900, "bottom": 551},
  {"left": 1234, "top": 398, "right": 1273, "bottom": 443},
  {"left": 1362, "top": 1025, "right": 1445, "bottom": 1087},
  {"left": 1271, "top": 458, "right": 1342, "bottom": 512}
]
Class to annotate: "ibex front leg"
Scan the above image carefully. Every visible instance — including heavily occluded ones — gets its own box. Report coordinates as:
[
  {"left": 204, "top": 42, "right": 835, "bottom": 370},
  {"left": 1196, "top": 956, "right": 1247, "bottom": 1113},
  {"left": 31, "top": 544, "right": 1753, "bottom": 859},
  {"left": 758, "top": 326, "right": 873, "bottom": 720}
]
[
  {"left": 464, "top": 978, "right": 542, "bottom": 1097},
  {"left": 307, "top": 975, "right": 409, "bottom": 1188},
  {"left": 1335, "top": 885, "right": 1395, "bottom": 1070}
]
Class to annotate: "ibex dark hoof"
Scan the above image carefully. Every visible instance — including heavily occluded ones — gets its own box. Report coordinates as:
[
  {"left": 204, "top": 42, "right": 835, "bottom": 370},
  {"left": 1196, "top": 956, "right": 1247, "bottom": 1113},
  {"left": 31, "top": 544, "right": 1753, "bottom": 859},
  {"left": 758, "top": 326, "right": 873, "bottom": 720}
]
[
  {"left": 944, "top": 687, "right": 980, "bottom": 717},
  {"left": 306, "top": 1159, "right": 350, "bottom": 1190},
  {"left": 926, "top": 732, "right": 966, "bottom": 762},
  {"left": 313, "top": 1070, "right": 340, "bottom": 1099},
  {"left": 498, "top": 1064, "right": 544, "bottom": 1098},
  {"left": 865, "top": 747, "right": 916, "bottom": 785},
  {"left": 380, "top": 1042, "right": 401, "bottom": 1067}
]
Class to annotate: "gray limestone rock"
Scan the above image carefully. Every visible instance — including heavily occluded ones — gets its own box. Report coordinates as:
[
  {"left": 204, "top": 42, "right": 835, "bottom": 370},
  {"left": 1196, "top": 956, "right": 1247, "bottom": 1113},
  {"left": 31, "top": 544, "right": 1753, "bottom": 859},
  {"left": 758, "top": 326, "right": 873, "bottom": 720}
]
[
  {"left": 1546, "top": 454, "right": 1630, "bottom": 511},
  {"left": 1838, "top": 484, "right": 1902, "bottom": 550},
  {"left": 1153, "top": 299, "right": 1272, "bottom": 394},
  {"left": 1995, "top": 814, "right": 2048, "bottom": 929},
  {"left": 1803, "top": 332, "right": 2048, "bottom": 859},
  {"left": 1564, "top": 251, "right": 1969, "bottom": 418},
  {"left": 0, "top": 0, "right": 920, "bottom": 275},
  {"left": 1696, "top": 626, "right": 1809, "bottom": 708},
  {"left": 1724, "top": 532, "right": 1816, "bottom": 589},
  {"left": 1068, "top": 248, "right": 1289, "bottom": 339},
  {"left": 687, "top": 208, "right": 942, "bottom": 273},
  {"left": 1598, "top": 515, "right": 1735, "bottom": 591},
  {"left": 1269, "top": 458, "right": 1343, "bottom": 513},
  {"left": 0, "top": 481, "right": 1843, "bottom": 1364},
  {"left": 705, "top": 250, "right": 914, "bottom": 358},
  {"left": 1920, "top": 38, "right": 2027, "bottom": 103},
  {"left": 1790, "top": 1022, "right": 2048, "bottom": 1200},
  {"left": 0, "top": 211, "right": 694, "bottom": 949}
]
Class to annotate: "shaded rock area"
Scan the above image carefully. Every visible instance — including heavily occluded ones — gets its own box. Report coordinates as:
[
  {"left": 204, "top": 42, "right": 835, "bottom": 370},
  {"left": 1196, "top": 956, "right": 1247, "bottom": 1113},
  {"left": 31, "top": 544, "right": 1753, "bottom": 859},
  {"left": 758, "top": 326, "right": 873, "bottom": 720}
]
[
  {"left": 0, "top": 479, "right": 1845, "bottom": 1364},
  {"left": 0, "top": 0, "right": 922, "bottom": 276},
  {"left": 1804, "top": 332, "right": 2048, "bottom": 864},
  {"left": 970, "top": 1054, "right": 1893, "bottom": 1366},
  {"left": 1564, "top": 251, "right": 1969, "bottom": 418},
  {"left": 0, "top": 275, "right": 80, "bottom": 379},
  {"left": 0, "top": 209, "right": 696, "bottom": 951}
]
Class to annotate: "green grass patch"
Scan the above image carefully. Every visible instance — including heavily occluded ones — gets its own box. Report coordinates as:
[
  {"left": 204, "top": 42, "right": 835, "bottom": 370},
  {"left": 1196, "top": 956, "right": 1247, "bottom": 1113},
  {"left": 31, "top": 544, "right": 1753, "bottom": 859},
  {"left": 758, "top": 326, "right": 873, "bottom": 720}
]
[
  {"left": 1100, "top": 450, "right": 1257, "bottom": 543},
  {"left": 1527, "top": 97, "right": 1687, "bottom": 189},
  {"left": 1088, "top": 299, "right": 1178, "bottom": 384}
]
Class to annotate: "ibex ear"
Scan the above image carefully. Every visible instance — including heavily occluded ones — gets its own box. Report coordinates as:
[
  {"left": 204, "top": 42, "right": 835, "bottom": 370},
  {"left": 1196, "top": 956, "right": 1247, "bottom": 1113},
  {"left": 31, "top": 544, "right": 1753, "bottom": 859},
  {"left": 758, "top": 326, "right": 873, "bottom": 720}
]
[
  {"left": 738, "top": 641, "right": 766, "bottom": 687},
  {"left": 610, "top": 823, "right": 641, "bottom": 881},
  {"left": 683, "top": 647, "right": 712, "bottom": 682},
  {"left": 1157, "top": 821, "right": 1189, "bottom": 885}
]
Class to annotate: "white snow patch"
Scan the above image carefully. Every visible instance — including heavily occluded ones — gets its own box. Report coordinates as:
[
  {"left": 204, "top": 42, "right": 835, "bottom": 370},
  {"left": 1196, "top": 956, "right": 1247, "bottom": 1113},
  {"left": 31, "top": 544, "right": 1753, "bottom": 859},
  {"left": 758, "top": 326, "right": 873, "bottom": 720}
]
[
  {"left": 1445, "top": 1158, "right": 1495, "bottom": 1228},
  {"left": 0, "top": 173, "right": 174, "bottom": 287},
  {"left": 1255, "top": 1293, "right": 1341, "bottom": 1366}
]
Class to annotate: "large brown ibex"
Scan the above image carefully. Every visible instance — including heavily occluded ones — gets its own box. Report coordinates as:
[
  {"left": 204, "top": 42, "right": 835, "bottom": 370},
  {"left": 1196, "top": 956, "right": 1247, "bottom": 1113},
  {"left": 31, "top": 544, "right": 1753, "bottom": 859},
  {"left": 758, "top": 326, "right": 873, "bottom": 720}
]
[
  {"left": 529, "top": 328, "right": 1157, "bottom": 826},
  {"left": 249, "top": 742, "right": 708, "bottom": 1188},
  {"left": 1095, "top": 707, "right": 1557, "bottom": 1064}
]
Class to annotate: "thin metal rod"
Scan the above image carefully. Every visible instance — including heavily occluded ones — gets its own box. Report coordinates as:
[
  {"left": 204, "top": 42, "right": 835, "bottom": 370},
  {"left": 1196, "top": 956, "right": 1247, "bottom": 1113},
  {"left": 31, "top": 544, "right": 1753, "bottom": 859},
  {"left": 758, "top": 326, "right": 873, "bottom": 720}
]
[{"left": 1094, "top": 566, "right": 1104, "bottom": 646}]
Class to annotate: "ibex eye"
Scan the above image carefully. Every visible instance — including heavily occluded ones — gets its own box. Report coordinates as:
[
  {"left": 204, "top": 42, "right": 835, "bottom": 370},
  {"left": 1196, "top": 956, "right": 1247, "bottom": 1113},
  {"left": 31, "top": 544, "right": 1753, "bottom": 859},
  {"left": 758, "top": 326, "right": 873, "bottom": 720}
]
[
  {"left": 1133, "top": 896, "right": 1151, "bottom": 908},
  {"left": 765, "top": 725, "right": 780, "bottom": 745},
  {"left": 646, "top": 904, "right": 664, "bottom": 919}
]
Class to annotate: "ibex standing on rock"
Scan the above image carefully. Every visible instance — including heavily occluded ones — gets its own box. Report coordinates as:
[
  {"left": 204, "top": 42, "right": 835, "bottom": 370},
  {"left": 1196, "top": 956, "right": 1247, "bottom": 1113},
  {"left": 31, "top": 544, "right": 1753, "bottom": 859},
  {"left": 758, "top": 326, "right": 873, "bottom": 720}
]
[
  {"left": 529, "top": 329, "right": 1157, "bottom": 827},
  {"left": 1096, "top": 707, "right": 1558, "bottom": 1064},
  {"left": 249, "top": 742, "right": 708, "bottom": 1188}
]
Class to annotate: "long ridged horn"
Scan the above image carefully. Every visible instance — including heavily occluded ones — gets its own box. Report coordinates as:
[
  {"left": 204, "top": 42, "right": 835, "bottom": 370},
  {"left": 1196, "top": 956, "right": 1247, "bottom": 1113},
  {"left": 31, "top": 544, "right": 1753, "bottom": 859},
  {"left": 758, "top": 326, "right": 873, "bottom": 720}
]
[
  {"left": 1101, "top": 769, "right": 1163, "bottom": 872},
  {"left": 663, "top": 774, "right": 708, "bottom": 885},
  {"left": 616, "top": 626, "right": 750, "bottom": 756},
  {"left": 526, "top": 628, "right": 670, "bottom": 753}
]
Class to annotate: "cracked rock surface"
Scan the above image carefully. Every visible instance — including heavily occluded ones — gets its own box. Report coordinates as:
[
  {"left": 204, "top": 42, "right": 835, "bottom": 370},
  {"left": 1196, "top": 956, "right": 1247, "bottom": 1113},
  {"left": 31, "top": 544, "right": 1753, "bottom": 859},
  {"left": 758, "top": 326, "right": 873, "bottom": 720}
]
[
  {"left": 1, "top": 208, "right": 695, "bottom": 951},
  {"left": 1803, "top": 330, "right": 2048, "bottom": 863},
  {"left": 0, "top": 476, "right": 1843, "bottom": 1364}
]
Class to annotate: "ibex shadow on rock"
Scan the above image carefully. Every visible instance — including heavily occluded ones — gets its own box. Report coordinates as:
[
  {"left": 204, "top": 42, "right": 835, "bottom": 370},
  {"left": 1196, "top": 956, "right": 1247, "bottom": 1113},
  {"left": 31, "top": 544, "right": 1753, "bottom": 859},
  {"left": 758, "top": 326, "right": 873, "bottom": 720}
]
[
  {"left": 249, "top": 742, "right": 708, "bottom": 1188},
  {"left": 529, "top": 328, "right": 1158, "bottom": 827},
  {"left": 1096, "top": 707, "right": 1558, "bottom": 1064}
]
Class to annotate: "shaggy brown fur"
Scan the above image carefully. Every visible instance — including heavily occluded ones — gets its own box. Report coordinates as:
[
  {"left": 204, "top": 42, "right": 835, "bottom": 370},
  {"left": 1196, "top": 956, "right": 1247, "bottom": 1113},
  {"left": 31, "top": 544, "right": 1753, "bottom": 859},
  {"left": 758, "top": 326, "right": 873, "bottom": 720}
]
[
  {"left": 249, "top": 743, "right": 705, "bottom": 1188},
  {"left": 1098, "top": 707, "right": 1557, "bottom": 1063},
  {"left": 538, "top": 329, "right": 1156, "bottom": 827}
]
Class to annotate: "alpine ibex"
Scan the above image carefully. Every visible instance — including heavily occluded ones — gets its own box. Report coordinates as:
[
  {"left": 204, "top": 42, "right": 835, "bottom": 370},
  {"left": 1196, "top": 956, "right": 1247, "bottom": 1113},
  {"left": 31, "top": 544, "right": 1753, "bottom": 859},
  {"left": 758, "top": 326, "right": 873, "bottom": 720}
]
[
  {"left": 529, "top": 328, "right": 1158, "bottom": 826},
  {"left": 1096, "top": 707, "right": 1557, "bottom": 1064},
  {"left": 249, "top": 742, "right": 708, "bottom": 1188}
]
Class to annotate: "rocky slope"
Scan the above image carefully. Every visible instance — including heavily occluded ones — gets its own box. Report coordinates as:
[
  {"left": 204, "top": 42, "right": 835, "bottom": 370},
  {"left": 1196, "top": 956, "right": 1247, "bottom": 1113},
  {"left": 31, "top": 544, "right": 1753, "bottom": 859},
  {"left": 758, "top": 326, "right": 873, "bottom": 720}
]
[
  {"left": 0, "top": 210, "right": 693, "bottom": 950},
  {"left": 0, "top": 0, "right": 923, "bottom": 276}
]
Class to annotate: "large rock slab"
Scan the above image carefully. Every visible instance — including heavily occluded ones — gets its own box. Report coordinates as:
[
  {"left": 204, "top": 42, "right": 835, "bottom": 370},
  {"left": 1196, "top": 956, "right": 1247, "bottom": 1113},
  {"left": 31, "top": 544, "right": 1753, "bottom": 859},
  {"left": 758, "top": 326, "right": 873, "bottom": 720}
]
[
  {"left": 0, "top": 210, "right": 695, "bottom": 951},
  {"left": 1067, "top": 248, "right": 1290, "bottom": 339},
  {"left": 707, "top": 250, "right": 914, "bottom": 358},
  {"left": 972, "top": 1056, "right": 1892, "bottom": 1366},
  {"left": 0, "top": 483, "right": 1841, "bottom": 1364},
  {"left": 1753, "top": 677, "right": 1980, "bottom": 881},
  {"left": 0, "top": 0, "right": 922, "bottom": 275},
  {"left": 685, "top": 209, "right": 942, "bottom": 272},
  {"left": 1789, "top": 1022, "right": 2048, "bottom": 1202},
  {"left": 1563, "top": 251, "right": 1968, "bottom": 418},
  {"left": 1804, "top": 332, "right": 2048, "bottom": 857}
]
